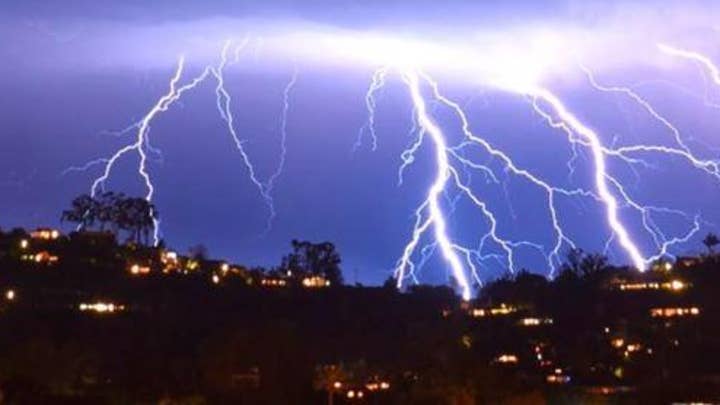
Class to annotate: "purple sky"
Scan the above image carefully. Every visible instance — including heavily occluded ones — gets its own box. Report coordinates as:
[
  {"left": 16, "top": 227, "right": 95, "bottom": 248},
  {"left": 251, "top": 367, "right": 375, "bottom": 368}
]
[{"left": 1, "top": 0, "right": 719, "bottom": 287}]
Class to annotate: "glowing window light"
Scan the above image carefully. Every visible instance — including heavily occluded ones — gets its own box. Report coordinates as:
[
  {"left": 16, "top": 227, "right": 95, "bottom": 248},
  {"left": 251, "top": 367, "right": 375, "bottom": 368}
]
[
  {"left": 668, "top": 280, "right": 685, "bottom": 291},
  {"left": 495, "top": 354, "right": 519, "bottom": 364},
  {"left": 302, "top": 276, "right": 330, "bottom": 288},
  {"left": 261, "top": 278, "right": 287, "bottom": 287},
  {"left": 19, "top": 239, "right": 29, "bottom": 249},
  {"left": 471, "top": 304, "right": 518, "bottom": 318},
  {"left": 30, "top": 229, "right": 60, "bottom": 240},
  {"left": 649, "top": 307, "right": 700, "bottom": 318},
  {"left": 33, "top": 251, "right": 59, "bottom": 264},
  {"left": 519, "top": 317, "right": 554, "bottom": 326},
  {"left": 546, "top": 374, "right": 571, "bottom": 384},
  {"left": 78, "top": 301, "right": 125, "bottom": 314},
  {"left": 611, "top": 338, "right": 625, "bottom": 348},
  {"left": 618, "top": 280, "right": 688, "bottom": 292},
  {"left": 130, "top": 264, "right": 151, "bottom": 275}
]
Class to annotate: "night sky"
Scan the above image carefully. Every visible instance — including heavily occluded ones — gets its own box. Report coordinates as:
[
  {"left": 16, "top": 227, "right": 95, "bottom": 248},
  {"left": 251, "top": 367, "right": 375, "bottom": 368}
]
[{"left": 1, "top": 0, "right": 719, "bottom": 286}]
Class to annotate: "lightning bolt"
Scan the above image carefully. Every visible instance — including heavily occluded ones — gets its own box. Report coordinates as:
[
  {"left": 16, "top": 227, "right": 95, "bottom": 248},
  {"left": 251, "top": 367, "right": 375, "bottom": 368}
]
[
  {"left": 391, "top": 67, "right": 711, "bottom": 298},
  {"left": 266, "top": 65, "right": 298, "bottom": 196},
  {"left": 73, "top": 39, "right": 294, "bottom": 243},
  {"left": 66, "top": 34, "right": 716, "bottom": 300},
  {"left": 89, "top": 57, "right": 213, "bottom": 245},
  {"left": 581, "top": 65, "right": 720, "bottom": 181},
  {"left": 211, "top": 39, "right": 285, "bottom": 233},
  {"left": 658, "top": 44, "right": 720, "bottom": 87},
  {"left": 355, "top": 67, "right": 389, "bottom": 152},
  {"left": 395, "top": 70, "right": 473, "bottom": 300}
]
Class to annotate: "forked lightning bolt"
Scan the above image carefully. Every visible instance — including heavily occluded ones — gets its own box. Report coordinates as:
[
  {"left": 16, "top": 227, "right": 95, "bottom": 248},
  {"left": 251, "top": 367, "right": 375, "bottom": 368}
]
[
  {"left": 389, "top": 65, "right": 710, "bottom": 298},
  {"left": 69, "top": 35, "right": 717, "bottom": 300},
  {"left": 73, "top": 39, "right": 294, "bottom": 243}
]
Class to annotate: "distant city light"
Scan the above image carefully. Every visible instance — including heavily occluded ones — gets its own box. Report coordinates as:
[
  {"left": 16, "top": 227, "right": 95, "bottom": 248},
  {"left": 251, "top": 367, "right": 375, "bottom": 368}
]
[
  {"left": 261, "top": 278, "right": 287, "bottom": 287},
  {"left": 30, "top": 228, "right": 60, "bottom": 240},
  {"left": 5, "top": 289, "right": 15, "bottom": 301},
  {"left": 302, "top": 276, "right": 331, "bottom": 288},
  {"left": 471, "top": 303, "right": 518, "bottom": 318},
  {"left": 78, "top": 301, "right": 125, "bottom": 314},
  {"left": 650, "top": 306, "right": 700, "bottom": 318},
  {"left": 617, "top": 279, "right": 688, "bottom": 292},
  {"left": 495, "top": 354, "right": 519, "bottom": 364},
  {"left": 130, "top": 264, "right": 151, "bottom": 275},
  {"left": 546, "top": 374, "right": 571, "bottom": 384},
  {"left": 519, "top": 317, "right": 554, "bottom": 326}
]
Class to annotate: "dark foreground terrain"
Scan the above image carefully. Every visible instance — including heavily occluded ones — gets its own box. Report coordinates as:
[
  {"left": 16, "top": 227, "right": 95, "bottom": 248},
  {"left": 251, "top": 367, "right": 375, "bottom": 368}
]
[{"left": 1, "top": 228, "right": 720, "bottom": 404}]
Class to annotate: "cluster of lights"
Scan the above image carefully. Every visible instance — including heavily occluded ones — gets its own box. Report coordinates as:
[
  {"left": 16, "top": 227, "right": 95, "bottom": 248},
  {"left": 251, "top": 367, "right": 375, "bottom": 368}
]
[
  {"left": 160, "top": 250, "right": 180, "bottom": 273},
  {"left": 78, "top": 302, "right": 125, "bottom": 314},
  {"left": 546, "top": 368, "right": 571, "bottom": 384},
  {"left": 617, "top": 279, "right": 686, "bottom": 292},
  {"left": 652, "top": 262, "right": 674, "bottom": 272},
  {"left": 30, "top": 229, "right": 60, "bottom": 240},
  {"left": 129, "top": 264, "right": 151, "bottom": 275},
  {"left": 622, "top": 343, "right": 650, "bottom": 358},
  {"left": 261, "top": 278, "right": 287, "bottom": 287},
  {"left": 22, "top": 251, "right": 59, "bottom": 264},
  {"left": 495, "top": 354, "right": 519, "bottom": 364},
  {"left": 534, "top": 344, "right": 553, "bottom": 367},
  {"left": 365, "top": 381, "right": 390, "bottom": 392},
  {"left": 346, "top": 390, "right": 364, "bottom": 399},
  {"left": 302, "top": 276, "right": 331, "bottom": 288},
  {"left": 650, "top": 306, "right": 700, "bottom": 318},
  {"left": 518, "top": 317, "right": 554, "bottom": 327},
  {"left": 610, "top": 338, "right": 652, "bottom": 358},
  {"left": 470, "top": 303, "right": 517, "bottom": 318},
  {"left": 186, "top": 260, "right": 200, "bottom": 272}
]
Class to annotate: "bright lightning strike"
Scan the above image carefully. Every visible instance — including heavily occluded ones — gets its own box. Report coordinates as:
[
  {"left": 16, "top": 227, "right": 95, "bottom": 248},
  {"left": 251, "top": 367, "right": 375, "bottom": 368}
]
[
  {"left": 73, "top": 39, "right": 295, "bottom": 243},
  {"left": 68, "top": 31, "right": 717, "bottom": 300},
  {"left": 88, "top": 57, "right": 212, "bottom": 245},
  {"left": 658, "top": 44, "right": 720, "bottom": 87}
]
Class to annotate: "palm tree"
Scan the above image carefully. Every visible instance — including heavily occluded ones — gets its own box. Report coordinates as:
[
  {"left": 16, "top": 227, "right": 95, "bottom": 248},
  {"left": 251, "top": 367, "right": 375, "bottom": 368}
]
[
  {"left": 96, "top": 191, "right": 125, "bottom": 232},
  {"left": 703, "top": 233, "right": 719, "bottom": 255},
  {"left": 117, "top": 197, "right": 157, "bottom": 245},
  {"left": 61, "top": 194, "right": 98, "bottom": 231}
]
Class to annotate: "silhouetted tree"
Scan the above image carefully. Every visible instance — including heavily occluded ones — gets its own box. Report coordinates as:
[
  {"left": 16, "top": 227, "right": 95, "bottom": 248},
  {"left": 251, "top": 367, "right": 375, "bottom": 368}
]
[
  {"left": 134, "top": 198, "right": 157, "bottom": 245},
  {"left": 63, "top": 193, "right": 156, "bottom": 244},
  {"left": 560, "top": 248, "right": 608, "bottom": 278},
  {"left": 61, "top": 194, "right": 98, "bottom": 230},
  {"left": 281, "top": 240, "right": 343, "bottom": 286},
  {"left": 382, "top": 275, "right": 398, "bottom": 291},
  {"left": 703, "top": 233, "right": 719, "bottom": 255},
  {"left": 96, "top": 191, "right": 125, "bottom": 232},
  {"left": 188, "top": 244, "right": 209, "bottom": 261}
]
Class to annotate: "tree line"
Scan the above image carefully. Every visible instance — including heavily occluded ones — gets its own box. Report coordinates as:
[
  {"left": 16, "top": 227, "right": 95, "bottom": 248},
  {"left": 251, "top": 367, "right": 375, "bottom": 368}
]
[{"left": 61, "top": 192, "right": 157, "bottom": 245}]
